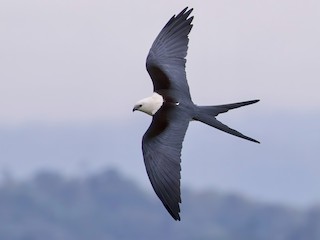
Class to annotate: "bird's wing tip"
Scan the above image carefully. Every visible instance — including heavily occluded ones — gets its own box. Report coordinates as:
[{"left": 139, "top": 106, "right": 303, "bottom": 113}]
[
  {"left": 178, "top": 7, "right": 193, "bottom": 17},
  {"left": 171, "top": 212, "right": 181, "bottom": 221}
]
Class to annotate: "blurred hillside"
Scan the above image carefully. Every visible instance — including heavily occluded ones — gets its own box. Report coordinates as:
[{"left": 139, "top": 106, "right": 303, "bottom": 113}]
[
  {"left": 1, "top": 116, "right": 320, "bottom": 208},
  {"left": 0, "top": 168, "right": 319, "bottom": 240}
]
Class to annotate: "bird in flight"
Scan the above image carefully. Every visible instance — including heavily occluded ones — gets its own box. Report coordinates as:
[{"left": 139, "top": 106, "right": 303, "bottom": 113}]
[{"left": 133, "top": 7, "right": 259, "bottom": 221}]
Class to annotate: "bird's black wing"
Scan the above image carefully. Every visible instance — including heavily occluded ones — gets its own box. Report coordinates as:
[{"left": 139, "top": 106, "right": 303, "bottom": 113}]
[
  {"left": 142, "top": 104, "right": 190, "bottom": 220},
  {"left": 146, "top": 7, "right": 193, "bottom": 99}
]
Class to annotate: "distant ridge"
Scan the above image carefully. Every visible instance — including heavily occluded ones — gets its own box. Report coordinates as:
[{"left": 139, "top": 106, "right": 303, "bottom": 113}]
[{"left": 0, "top": 168, "right": 319, "bottom": 240}]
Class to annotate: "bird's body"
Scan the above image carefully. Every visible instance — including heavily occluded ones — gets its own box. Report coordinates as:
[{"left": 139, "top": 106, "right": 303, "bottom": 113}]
[{"left": 133, "top": 7, "right": 259, "bottom": 221}]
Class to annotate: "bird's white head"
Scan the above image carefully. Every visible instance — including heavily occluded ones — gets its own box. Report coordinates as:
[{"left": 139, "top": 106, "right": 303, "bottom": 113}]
[{"left": 133, "top": 92, "right": 164, "bottom": 116}]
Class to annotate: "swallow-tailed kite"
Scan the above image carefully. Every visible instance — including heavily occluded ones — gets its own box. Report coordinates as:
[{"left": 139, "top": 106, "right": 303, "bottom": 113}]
[{"left": 133, "top": 7, "right": 260, "bottom": 221}]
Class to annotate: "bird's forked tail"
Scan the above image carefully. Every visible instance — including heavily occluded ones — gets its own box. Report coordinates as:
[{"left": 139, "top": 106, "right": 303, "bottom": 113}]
[{"left": 194, "top": 100, "right": 260, "bottom": 143}]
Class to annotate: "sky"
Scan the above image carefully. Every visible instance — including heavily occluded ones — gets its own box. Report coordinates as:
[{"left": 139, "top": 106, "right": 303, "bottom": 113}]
[
  {"left": 1, "top": 0, "right": 319, "bottom": 124},
  {"left": 0, "top": 0, "right": 320, "bottom": 207}
]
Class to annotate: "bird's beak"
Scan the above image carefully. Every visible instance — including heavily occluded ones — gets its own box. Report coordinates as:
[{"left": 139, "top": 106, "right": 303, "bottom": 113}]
[{"left": 132, "top": 105, "right": 139, "bottom": 112}]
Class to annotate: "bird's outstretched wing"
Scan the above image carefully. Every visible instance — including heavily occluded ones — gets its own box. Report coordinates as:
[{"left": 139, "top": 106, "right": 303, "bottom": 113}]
[
  {"left": 142, "top": 104, "right": 190, "bottom": 220},
  {"left": 146, "top": 7, "right": 193, "bottom": 99}
]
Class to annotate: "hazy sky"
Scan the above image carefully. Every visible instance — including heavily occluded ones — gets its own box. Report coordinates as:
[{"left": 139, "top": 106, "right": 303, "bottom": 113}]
[
  {"left": 1, "top": 0, "right": 320, "bottom": 207},
  {"left": 1, "top": 0, "right": 319, "bottom": 124}
]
